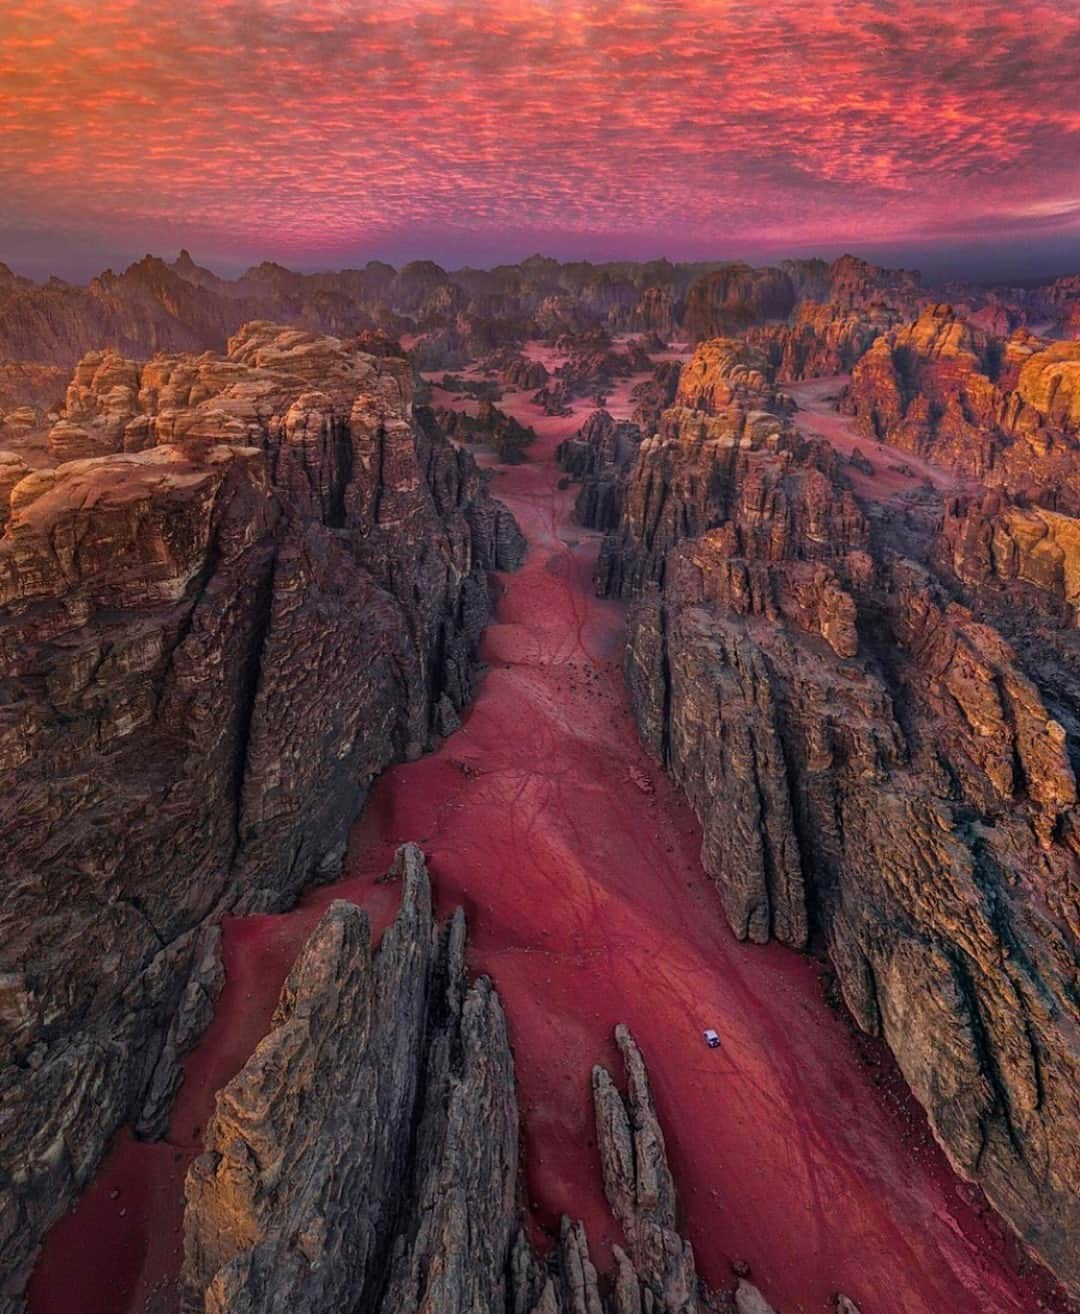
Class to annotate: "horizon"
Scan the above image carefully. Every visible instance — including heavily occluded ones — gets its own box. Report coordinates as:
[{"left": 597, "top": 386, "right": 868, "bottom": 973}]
[{"left": 2, "top": 239, "right": 1078, "bottom": 291}]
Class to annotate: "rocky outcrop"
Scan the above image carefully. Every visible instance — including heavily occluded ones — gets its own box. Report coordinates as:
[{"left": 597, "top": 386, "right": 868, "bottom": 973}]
[
  {"left": 181, "top": 844, "right": 519, "bottom": 1314},
  {"left": 433, "top": 398, "right": 537, "bottom": 463},
  {"left": 700, "top": 257, "right": 921, "bottom": 385},
  {"left": 823, "top": 254, "right": 922, "bottom": 313},
  {"left": 747, "top": 301, "right": 900, "bottom": 382},
  {"left": 502, "top": 354, "right": 551, "bottom": 391},
  {"left": 181, "top": 845, "right": 708, "bottom": 1314},
  {"left": 0, "top": 326, "right": 524, "bottom": 1310},
  {"left": 630, "top": 359, "right": 683, "bottom": 433},
  {"left": 599, "top": 343, "right": 1080, "bottom": 1293},
  {"left": 1017, "top": 273, "right": 1080, "bottom": 339},
  {"left": 592, "top": 1025, "right": 699, "bottom": 1313},
  {"left": 594, "top": 343, "right": 844, "bottom": 599},
  {"left": 556, "top": 410, "right": 644, "bottom": 531},
  {"left": 629, "top": 285, "right": 676, "bottom": 341},
  {"left": 937, "top": 493, "right": 1080, "bottom": 622},
  {"left": 0, "top": 452, "right": 31, "bottom": 529},
  {"left": 674, "top": 338, "right": 788, "bottom": 414},
  {"left": 843, "top": 306, "right": 1080, "bottom": 511},
  {"left": 549, "top": 335, "right": 655, "bottom": 405},
  {"left": 683, "top": 265, "right": 797, "bottom": 343},
  {"left": 0, "top": 362, "right": 67, "bottom": 454}
]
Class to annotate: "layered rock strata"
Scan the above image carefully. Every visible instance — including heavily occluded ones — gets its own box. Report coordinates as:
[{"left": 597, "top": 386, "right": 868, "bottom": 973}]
[
  {"left": 595, "top": 338, "right": 1080, "bottom": 1293},
  {"left": 0, "top": 325, "right": 524, "bottom": 1310}
]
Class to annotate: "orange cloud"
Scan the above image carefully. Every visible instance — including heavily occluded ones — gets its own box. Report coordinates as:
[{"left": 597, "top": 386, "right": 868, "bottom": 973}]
[{"left": 0, "top": 0, "right": 1077, "bottom": 266}]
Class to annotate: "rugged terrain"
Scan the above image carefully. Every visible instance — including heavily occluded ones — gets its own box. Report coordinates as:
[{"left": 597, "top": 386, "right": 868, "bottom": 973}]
[
  {"left": 180, "top": 844, "right": 719, "bottom": 1314},
  {"left": 0, "top": 324, "right": 523, "bottom": 1309},
  {"left": 3, "top": 249, "right": 1079, "bottom": 1314},
  {"left": 842, "top": 304, "right": 1080, "bottom": 511},
  {"left": 575, "top": 325, "right": 1080, "bottom": 1289}
]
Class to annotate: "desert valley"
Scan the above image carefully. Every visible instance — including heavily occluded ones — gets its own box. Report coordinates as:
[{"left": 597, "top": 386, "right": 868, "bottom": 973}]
[
  {"left": 2, "top": 0, "right": 1080, "bottom": 1307},
  {"left": 0, "top": 248, "right": 1077, "bottom": 1314}
]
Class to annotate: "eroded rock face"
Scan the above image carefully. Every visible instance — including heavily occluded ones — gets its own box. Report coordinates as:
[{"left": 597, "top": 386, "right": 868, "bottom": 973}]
[
  {"left": 181, "top": 845, "right": 706, "bottom": 1314},
  {"left": 937, "top": 493, "right": 1080, "bottom": 623},
  {"left": 547, "top": 334, "right": 656, "bottom": 406},
  {"left": 597, "top": 342, "right": 1080, "bottom": 1293},
  {"left": 630, "top": 359, "right": 683, "bottom": 434},
  {"left": 556, "top": 410, "right": 644, "bottom": 531},
  {"left": 823, "top": 253, "right": 921, "bottom": 313},
  {"left": 181, "top": 845, "right": 519, "bottom": 1314},
  {"left": 433, "top": 398, "right": 537, "bottom": 463},
  {"left": 594, "top": 346, "right": 856, "bottom": 604},
  {"left": 0, "top": 326, "right": 524, "bottom": 1309},
  {"left": 684, "top": 266, "right": 797, "bottom": 343},
  {"left": 502, "top": 353, "right": 551, "bottom": 391},
  {"left": 592, "top": 1025, "right": 699, "bottom": 1313},
  {"left": 747, "top": 301, "right": 900, "bottom": 382},
  {"left": 843, "top": 305, "right": 1080, "bottom": 512}
]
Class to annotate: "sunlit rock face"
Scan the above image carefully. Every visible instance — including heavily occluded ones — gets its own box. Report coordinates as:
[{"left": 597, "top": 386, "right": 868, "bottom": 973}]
[
  {"left": 843, "top": 305, "right": 1080, "bottom": 512},
  {"left": 591, "top": 336, "right": 1080, "bottom": 1293},
  {"left": 0, "top": 324, "right": 524, "bottom": 1308}
]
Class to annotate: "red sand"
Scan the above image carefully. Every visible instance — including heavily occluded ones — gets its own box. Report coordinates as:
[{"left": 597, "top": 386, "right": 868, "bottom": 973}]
[{"left": 28, "top": 359, "right": 1074, "bottom": 1314}]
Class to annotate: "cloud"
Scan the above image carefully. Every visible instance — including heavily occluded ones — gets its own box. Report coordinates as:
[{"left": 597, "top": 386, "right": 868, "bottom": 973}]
[{"left": 0, "top": 0, "right": 1077, "bottom": 267}]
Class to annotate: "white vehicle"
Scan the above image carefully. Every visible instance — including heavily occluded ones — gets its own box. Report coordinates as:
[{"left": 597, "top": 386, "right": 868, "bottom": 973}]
[{"left": 703, "top": 1029, "right": 721, "bottom": 1049}]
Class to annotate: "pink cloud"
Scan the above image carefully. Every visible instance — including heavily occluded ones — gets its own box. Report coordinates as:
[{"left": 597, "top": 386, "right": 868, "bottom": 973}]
[{"left": 0, "top": 0, "right": 1077, "bottom": 265}]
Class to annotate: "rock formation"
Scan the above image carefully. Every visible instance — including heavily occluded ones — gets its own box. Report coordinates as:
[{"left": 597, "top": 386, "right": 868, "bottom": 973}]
[
  {"left": 0, "top": 326, "right": 524, "bottom": 1309},
  {"left": 822, "top": 253, "right": 922, "bottom": 313},
  {"left": 556, "top": 409, "right": 644, "bottom": 531},
  {"left": 180, "top": 844, "right": 711, "bottom": 1314},
  {"left": 594, "top": 337, "right": 1080, "bottom": 1293},
  {"left": 501, "top": 353, "right": 551, "bottom": 391},
  {"left": 937, "top": 493, "right": 1080, "bottom": 623},
  {"left": 434, "top": 398, "right": 537, "bottom": 463},
  {"left": 683, "top": 265, "right": 797, "bottom": 342},
  {"left": 0, "top": 360, "right": 66, "bottom": 411},
  {"left": 842, "top": 305, "right": 1080, "bottom": 512},
  {"left": 628, "top": 284, "right": 676, "bottom": 341},
  {"left": 629, "top": 359, "right": 683, "bottom": 433},
  {"left": 747, "top": 301, "right": 900, "bottom": 382},
  {"left": 547, "top": 333, "right": 656, "bottom": 405}
]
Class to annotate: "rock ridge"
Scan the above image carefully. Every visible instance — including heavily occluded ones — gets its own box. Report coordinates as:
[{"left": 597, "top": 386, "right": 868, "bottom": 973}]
[
  {"left": 591, "top": 336, "right": 1080, "bottom": 1293},
  {"left": 0, "top": 326, "right": 525, "bottom": 1310}
]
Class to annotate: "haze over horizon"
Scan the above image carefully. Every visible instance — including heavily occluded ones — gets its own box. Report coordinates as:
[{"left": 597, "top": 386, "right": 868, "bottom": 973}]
[{"left": 2, "top": 0, "right": 1078, "bottom": 285}]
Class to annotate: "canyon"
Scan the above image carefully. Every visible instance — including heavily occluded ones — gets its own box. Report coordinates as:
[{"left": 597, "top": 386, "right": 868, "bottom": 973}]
[
  {"left": 0, "top": 322, "right": 523, "bottom": 1309},
  {"left": 0, "top": 251, "right": 1077, "bottom": 1314}
]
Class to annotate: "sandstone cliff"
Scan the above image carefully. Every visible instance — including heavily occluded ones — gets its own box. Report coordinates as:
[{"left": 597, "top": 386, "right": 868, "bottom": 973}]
[
  {"left": 683, "top": 255, "right": 921, "bottom": 348},
  {"left": 0, "top": 326, "right": 524, "bottom": 1310},
  {"left": 746, "top": 301, "right": 901, "bottom": 382},
  {"left": 842, "top": 305, "right": 1080, "bottom": 512},
  {"left": 592, "top": 339, "right": 1080, "bottom": 1293},
  {"left": 683, "top": 265, "right": 797, "bottom": 343}
]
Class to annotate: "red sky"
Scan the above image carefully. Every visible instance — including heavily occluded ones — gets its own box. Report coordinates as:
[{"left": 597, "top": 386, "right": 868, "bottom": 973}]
[{"left": 1, "top": 0, "right": 1078, "bottom": 278}]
